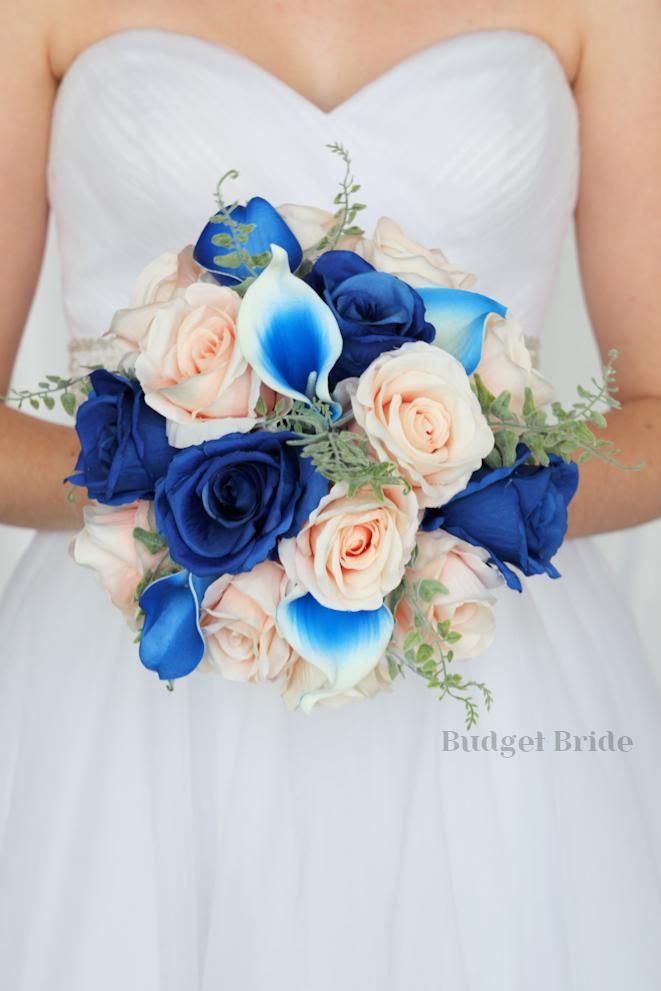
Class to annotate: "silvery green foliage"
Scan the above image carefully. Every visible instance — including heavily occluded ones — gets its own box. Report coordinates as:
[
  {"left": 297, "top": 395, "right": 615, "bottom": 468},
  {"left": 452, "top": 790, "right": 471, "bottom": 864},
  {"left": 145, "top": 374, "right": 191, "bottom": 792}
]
[
  {"left": 259, "top": 397, "right": 408, "bottom": 500},
  {"left": 476, "top": 349, "right": 641, "bottom": 470},
  {"left": 386, "top": 576, "right": 493, "bottom": 731},
  {"left": 315, "top": 142, "right": 366, "bottom": 251}
]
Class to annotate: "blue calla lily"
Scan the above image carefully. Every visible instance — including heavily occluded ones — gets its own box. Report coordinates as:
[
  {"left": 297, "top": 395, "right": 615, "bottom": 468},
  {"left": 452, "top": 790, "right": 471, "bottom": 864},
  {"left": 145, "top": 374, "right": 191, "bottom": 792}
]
[
  {"left": 193, "top": 196, "right": 302, "bottom": 286},
  {"left": 237, "top": 244, "right": 343, "bottom": 413},
  {"left": 276, "top": 589, "right": 394, "bottom": 713},
  {"left": 139, "top": 570, "right": 211, "bottom": 681},
  {"left": 417, "top": 287, "right": 508, "bottom": 374}
]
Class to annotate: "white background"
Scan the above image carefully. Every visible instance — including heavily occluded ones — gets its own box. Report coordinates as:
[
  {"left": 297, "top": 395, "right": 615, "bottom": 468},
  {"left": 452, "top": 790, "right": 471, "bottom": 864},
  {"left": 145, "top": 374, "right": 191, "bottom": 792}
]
[{"left": 2, "top": 223, "right": 660, "bottom": 675}]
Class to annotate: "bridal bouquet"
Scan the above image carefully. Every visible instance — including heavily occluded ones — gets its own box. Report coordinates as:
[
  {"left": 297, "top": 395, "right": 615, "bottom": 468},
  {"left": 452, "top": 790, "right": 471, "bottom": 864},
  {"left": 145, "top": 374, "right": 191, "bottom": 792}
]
[{"left": 8, "top": 145, "right": 624, "bottom": 725}]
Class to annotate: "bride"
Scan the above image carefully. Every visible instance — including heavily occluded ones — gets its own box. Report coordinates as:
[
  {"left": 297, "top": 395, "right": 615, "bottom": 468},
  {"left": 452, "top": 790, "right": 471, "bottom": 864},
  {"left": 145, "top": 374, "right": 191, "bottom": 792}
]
[{"left": 1, "top": 1, "right": 660, "bottom": 988}]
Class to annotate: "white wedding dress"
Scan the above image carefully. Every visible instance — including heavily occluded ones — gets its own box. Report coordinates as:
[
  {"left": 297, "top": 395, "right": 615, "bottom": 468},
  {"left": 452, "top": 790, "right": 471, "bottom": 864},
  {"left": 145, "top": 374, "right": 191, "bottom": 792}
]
[{"left": 1, "top": 28, "right": 660, "bottom": 991}]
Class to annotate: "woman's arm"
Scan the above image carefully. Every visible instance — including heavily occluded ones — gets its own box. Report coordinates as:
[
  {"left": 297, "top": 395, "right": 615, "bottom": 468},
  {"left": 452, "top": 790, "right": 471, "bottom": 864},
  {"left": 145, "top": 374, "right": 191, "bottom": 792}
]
[
  {"left": 568, "top": 0, "right": 661, "bottom": 537},
  {"left": 0, "top": 5, "right": 84, "bottom": 529}
]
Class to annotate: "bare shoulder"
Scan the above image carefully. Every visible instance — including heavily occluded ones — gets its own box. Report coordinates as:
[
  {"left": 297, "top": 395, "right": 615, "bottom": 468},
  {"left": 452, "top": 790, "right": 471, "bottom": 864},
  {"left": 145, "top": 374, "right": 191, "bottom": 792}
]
[
  {"left": 0, "top": 0, "right": 53, "bottom": 70},
  {"left": 44, "top": 0, "right": 204, "bottom": 80},
  {"left": 45, "top": 0, "right": 123, "bottom": 78},
  {"left": 576, "top": 0, "right": 661, "bottom": 75}
]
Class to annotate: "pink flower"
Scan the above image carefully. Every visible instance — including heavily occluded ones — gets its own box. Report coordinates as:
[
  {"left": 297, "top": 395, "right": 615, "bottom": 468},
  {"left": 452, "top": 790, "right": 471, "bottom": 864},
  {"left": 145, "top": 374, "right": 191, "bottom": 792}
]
[
  {"left": 351, "top": 341, "right": 494, "bottom": 508},
  {"left": 109, "top": 246, "right": 204, "bottom": 351},
  {"left": 279, "top": 482, "right": 419, "bottom": 611},
  {"left": 200, "top": 561, "right": 295, "bottom": 682},
  {"left": 355, "top": 217, "right": 475, "bottom": 289},
  {"left": 474, "top": 314, "right": 554, "bottom": 414},
  {"left": 395, "top": 531, "right": 503, "bottom": 660},
  {"left": 276, "top": 203, "right": 363, "bottom": 255},
  {"left": 71, "top": 501, "right": 164, "bottom": 626},
  {"left": 134, "top": 282, "right": 261, "bottom": 447}
]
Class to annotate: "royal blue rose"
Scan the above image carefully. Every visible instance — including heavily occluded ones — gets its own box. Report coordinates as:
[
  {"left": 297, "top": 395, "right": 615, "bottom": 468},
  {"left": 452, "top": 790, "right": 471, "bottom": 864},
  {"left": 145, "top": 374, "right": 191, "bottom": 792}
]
[
  {"left": 155, "top": 431, "right": 328, "bottom": 577},
  {"left": 421, "top": 447, "right": 579, "bottom": 591},
  {"left": 304, "top": 250, "right": 435, "bottom": 387},
  {"left": 67, "top": 370, "right": 176, "bottom": 505},
  {"left": 194, "top": 196, "right": 302, "bottom": 286}
]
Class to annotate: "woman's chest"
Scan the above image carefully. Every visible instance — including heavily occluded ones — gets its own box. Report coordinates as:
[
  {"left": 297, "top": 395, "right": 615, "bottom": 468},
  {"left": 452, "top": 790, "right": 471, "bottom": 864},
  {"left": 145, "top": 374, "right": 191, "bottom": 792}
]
[{"left": 51, "top": 0, "right": 579, "bottom": 111}]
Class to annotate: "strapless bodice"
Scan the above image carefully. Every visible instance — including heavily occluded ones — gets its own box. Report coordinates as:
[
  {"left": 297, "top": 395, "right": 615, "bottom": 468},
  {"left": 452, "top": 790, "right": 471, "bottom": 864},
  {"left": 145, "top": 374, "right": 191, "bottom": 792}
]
[{"left": 47, "top": 28, "right": 578, "bottom": 345}]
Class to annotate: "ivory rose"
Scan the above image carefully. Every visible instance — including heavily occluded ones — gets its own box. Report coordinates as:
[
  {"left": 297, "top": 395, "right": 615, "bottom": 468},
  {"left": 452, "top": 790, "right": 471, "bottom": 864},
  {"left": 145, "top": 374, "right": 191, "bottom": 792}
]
[
  {"left": 280, "top": 655, "right": 392, "bottom": 710},
  {"left": 277, "top": 203, "right": 363, "bottom": 255},
  {"left": 475, "top": 314, "right": 554, "bottom": 413},
  {"left": 109, "top": 246, "right": 205, "bottom": 351},
  {"left": 395, "top": 531, "right": 503, "bottom": 660},
  {"left": 351, "top": 341, "right": 494, "bottom": 509},
  {"left": 278, "top": 482, "right": 419, "bottom": 612},
  {"left": 71, "top": 500, "right": 164, "bottom": 626},
  {"left": 134, "top": 282, "right": 261, "bottom": 447},
  {"left": 355, "top": 217, "right": 475, "bottom": 289},
  {"left": 200, "top": 562, "right": 295, "bottom": 683}
]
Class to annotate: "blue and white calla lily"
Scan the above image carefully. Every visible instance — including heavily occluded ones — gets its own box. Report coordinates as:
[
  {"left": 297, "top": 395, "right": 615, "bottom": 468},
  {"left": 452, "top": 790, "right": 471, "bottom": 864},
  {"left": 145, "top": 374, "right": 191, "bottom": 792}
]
[
  {"left": 237, "top": 244, "right": 343, "bottom": 413},
  {"left": 276, "top": 588, "right": 394, "bottom": 712},
  {"left": 417, "top": 287, "right": 508, "bottom": 374}
]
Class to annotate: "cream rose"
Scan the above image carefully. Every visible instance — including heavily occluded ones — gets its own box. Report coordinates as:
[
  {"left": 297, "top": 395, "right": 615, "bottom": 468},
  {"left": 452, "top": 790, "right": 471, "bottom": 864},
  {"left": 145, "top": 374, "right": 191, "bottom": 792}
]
[
  {"left": 395, "top": 531, "right": 503, "bottom": 660},
  {"left": 277, "top": 203, "right": 363, "bottom": 255},
  {"left": 71, "top": 501, "right": 164, "bottom": 626},
  {"left": 279, "top": 482, "right": 419, "bottom": 612},
  {"left": 134, "top": 282, "right": 261, "bottom": 447},
  {"left": 200, "top": 561, "right": 295, "bottom": 683},
  {"left": 280, "top": 655, "right": 392, "bottom": 710},
  {"left": 475, "top": 313, "right": 554, "bottom": 414},
  {"left": 351, "top": 341, "right": 494, "bottom": 508},
  {"left": 355, "top": 217, "right": 475, "bottom": 289},
  {"left": 109, "top": 246, "right": 205, "bottom": 351}
]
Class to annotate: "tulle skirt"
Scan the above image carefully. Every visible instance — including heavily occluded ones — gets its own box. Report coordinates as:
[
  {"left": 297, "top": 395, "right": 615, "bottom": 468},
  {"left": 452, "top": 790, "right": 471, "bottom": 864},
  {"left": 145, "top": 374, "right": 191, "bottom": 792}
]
[{"left": 1, "top": 531, "right": 660, "bottom": 990}]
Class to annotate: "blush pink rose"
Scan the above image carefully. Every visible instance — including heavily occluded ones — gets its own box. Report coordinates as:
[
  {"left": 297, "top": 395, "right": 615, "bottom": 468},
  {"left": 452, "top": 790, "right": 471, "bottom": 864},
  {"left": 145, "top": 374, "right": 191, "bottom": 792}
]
[
  {"left": 280, "top": 655, "right": 392, "bottom": 710},
  {"left": 71, "top": 501, "right": 165, "bottom": 627},
  {"left": 134, "top": 282, "right": 261, "bottom": 447},
  {"left": 276, "top": 203, "right": 363, "bottom": 255},
  {"left": 351, "top": 341, "right": 494, "bottom": 509},
  {"left": 279, "top": 482, "right": 419, "bottom": 612},
  {"left": 109, "top": 246, "right": 205, "bottom": 352},
  {"left": 200, "top": 561, "right": 295, "bottom": 683},
  {"left": 355, "top": 217, "right": 475, "bottom": 289},
  {"left": 395, "top": 530, "right": 503, "bottom": 660},
  {"left": 475, "top": 314, "right": 554, "bottom": 414}
]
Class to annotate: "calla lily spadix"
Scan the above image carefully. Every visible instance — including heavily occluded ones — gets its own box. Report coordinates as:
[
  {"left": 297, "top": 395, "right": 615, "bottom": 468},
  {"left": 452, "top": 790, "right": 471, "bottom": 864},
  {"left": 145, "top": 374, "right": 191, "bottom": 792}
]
[
  {"left": 276, "top": 588, "right": 394, "bottom": 712},
  {"left": 418, "top": 287, "right": 508, "bottom": 375},
  {"left": 237, "top": 244, "right": 343, "bottom": 414}
]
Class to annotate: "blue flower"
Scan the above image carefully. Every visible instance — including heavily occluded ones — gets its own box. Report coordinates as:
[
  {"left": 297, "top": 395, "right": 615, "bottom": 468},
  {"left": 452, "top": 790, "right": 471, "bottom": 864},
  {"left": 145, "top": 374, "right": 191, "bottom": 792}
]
[
  {"left": 155, "top": 431, "right": 328, "bottom": 577},
  {"left": 67, "top": 370, "right": 175, "bottom": 505},
  {"left": 237, "top": 245, "right": 343, "bottom": 413},
  {"left": 194, "top": 196, "right": 302, "bottom": 286},
  {"left": 305, "top": 251, "right": 435, "bottom": 387},
  {"left": 139, "top": 570, "right": 210, "bottom": 681},
  {"left": 417, "top": 287, "right": 507, "bottom": 374},
  {"left": 421, "top": 447, "right": 579, "bottom": 591},
  {"left": 276, "top": 590, "right": 394, "bottom": 712}
]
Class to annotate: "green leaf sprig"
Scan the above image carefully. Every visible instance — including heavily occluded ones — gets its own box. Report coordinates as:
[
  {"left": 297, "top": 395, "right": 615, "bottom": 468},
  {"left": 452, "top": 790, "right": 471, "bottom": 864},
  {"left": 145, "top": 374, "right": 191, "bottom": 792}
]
[
  {"left": 315, "top": 142, "right": 366, "bottom": 252},
  {"left": 475, "top": 349, "right": 644, "bottom": 470},
  {"left": 386, "top": 572, "right": 493, "bottom": 730},
  {"left": 259, "top": 396, "right": 408, "bottom": 500},
  {"left": 0, "top": 373, "right": 93, "bottom": 416},
  {"left": 209, "top": 169, "right": 269, "bottom": 293}
]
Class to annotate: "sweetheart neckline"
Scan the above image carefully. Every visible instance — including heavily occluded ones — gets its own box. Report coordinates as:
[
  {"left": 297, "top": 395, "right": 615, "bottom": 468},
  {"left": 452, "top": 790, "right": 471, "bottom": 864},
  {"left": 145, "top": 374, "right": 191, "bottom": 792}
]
[{"left": 54, "top": 26, "right": 576, "bottom": 119}]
